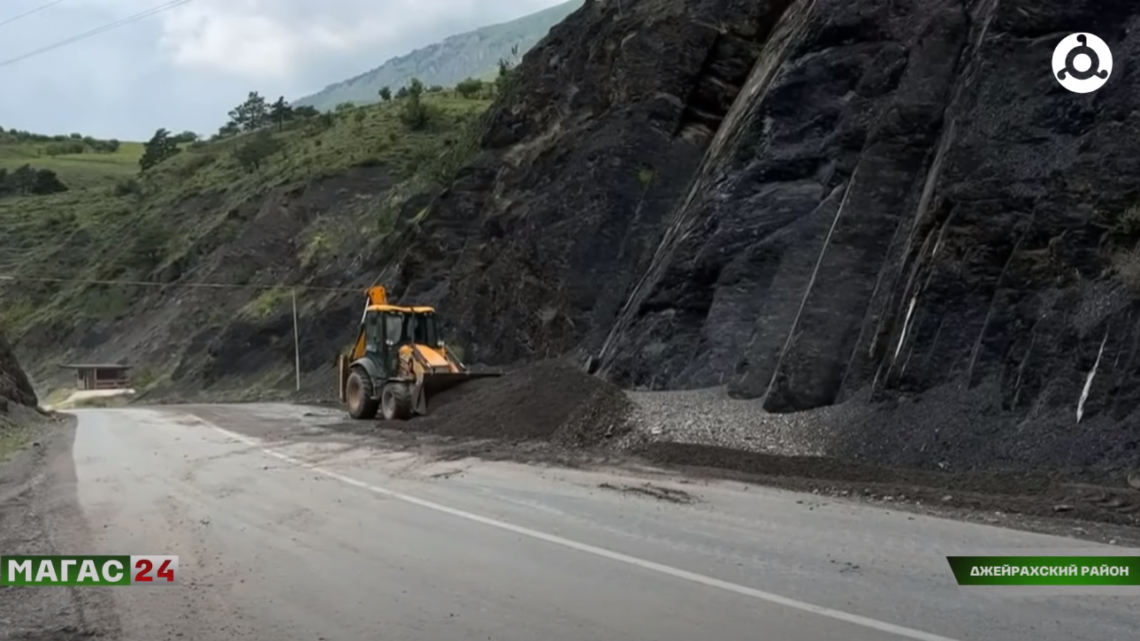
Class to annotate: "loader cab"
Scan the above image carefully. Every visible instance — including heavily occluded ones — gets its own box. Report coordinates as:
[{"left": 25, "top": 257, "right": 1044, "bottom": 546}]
[
  {"left": 363, "top": 310, "right": 401, "bottom": 377},
  {"left": 361, "top": 307, "right": 443, "bottom": 377}
]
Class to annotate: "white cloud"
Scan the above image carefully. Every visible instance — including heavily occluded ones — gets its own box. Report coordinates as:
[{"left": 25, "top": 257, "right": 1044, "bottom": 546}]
[{"left": 0, "top": 0, "right": 566, "bottom": 138}]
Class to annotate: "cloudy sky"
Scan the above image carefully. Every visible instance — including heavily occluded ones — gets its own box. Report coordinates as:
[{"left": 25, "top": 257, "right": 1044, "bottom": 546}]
[{"left": 0, "top": 0, "right": 562, "bottom": 140}]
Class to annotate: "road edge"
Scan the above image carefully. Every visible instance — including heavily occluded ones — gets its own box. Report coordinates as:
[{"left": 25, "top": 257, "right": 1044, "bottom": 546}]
[{"left": 0, "top": 412, "right": 123, "bottom": 640}]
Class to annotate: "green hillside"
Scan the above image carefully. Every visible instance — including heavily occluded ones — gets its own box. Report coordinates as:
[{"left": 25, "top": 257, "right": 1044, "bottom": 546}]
[
  {"left": 0, "top": 130, "right": 143, "bottom": 191},
  {"left": 293, "top": 1, "right": 581, "bottom": 111},
  {"left": 0, "top": 85, "right": 492, "bottom": 391}
]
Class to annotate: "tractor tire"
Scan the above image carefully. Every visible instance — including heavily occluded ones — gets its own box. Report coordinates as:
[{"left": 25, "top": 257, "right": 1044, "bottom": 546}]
[
  {"left": 381, "top": 382, "right": 414, "bottom": 421},
  {"left": 345, "top": 367, "right": 379, "bottom": 419}
]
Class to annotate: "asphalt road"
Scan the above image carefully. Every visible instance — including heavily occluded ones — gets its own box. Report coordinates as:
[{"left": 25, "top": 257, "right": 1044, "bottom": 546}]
[{"left": 65, "top": 404, "right": 1137, "bottom": 641}]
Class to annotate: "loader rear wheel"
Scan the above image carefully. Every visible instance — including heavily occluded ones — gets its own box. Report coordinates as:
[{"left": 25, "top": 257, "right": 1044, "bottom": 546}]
[
  {"left": 381, "top": 382, "right": 413, "bottom": 421},
  {"left": 346, "top": 368, "right": 379, "bottom": 420}
]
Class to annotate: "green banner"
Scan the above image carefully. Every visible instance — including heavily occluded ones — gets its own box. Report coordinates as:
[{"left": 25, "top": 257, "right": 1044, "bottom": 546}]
[
  {"left": 0, "top": 555, "right": 132, "bottom": 586},
  {"left": 947, "top": 556, "right": 1140, "bottom": 586}
]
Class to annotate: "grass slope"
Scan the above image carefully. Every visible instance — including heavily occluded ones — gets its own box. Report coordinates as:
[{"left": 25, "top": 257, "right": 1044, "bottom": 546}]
[
  {"left": 0, "top": 94, "right": 491, "bottom": 394},
  {"left": 294, "top": 1, "right": 581, "bottom": 111},
  {"left": 0, "top": 141, "right": 143, "bottom": 190}
]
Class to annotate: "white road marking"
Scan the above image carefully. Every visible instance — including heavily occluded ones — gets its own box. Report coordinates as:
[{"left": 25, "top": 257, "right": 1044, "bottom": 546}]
[{"left": 206, "top": 422, "right": 961, "bottom": 641}]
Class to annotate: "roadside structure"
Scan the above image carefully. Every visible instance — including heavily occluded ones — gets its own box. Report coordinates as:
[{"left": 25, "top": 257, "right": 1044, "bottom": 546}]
[{"left": 59, "top": 363, "right": 131, "bottom": 391}]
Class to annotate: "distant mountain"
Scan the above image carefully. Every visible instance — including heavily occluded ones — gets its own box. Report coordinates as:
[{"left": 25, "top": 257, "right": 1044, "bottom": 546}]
[{"left": 293, "top": 1, "right": 583, "bottom": 111}]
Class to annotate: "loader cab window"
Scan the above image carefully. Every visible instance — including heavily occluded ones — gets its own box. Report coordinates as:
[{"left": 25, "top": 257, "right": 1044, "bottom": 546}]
[
  {"left": 383, "top": 313, "right": 406, "bottom": 347},
  {"left": 365, "top": 312, "right": 383, "bottom": 353},
  {"left": 413, "top": 313, "right": 440, "bottom": 347}
]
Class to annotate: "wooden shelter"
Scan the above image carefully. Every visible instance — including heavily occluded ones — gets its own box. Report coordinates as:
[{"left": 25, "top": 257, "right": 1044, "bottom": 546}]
[{"left": 60, "top": 363, "right": 131, "bottom": 391}]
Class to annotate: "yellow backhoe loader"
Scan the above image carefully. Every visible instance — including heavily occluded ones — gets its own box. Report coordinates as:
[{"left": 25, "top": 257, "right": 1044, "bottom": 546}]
[{"left": 336, "top": 286, "right": 500, "bottom": 420}]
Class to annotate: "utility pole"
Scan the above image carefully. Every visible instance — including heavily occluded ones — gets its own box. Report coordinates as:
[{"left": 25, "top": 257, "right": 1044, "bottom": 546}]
[{"left": 292, "top": 288, "right": 301, "bottom": 392}]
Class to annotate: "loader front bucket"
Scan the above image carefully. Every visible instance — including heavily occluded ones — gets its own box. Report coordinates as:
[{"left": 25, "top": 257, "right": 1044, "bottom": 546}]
[{"left": 414, "top": 371, "right": 502, "bottom": 415}]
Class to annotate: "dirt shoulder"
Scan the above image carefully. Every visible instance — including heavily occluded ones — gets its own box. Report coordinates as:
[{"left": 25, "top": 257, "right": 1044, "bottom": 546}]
[{"left": 0, "top": 413, "right": 121, "bottom": 640}]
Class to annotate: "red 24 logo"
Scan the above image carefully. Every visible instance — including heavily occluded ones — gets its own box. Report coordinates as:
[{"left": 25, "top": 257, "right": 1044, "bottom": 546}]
[{"left": 134, "top": 558, "right": 175, "bottom": 582}]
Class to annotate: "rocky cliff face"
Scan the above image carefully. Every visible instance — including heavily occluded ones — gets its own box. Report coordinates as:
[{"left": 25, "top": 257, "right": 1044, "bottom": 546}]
[
  {"left": 598, "top": 0, "right": 1140, "bottom": 417},
  {"left": 0, "top": 331, "right": 36, "bottom": 413},
  {"left": 382, "top": 0, "right": 1140, "bottom": 470},
  {"left": 385, "top": 0, "right": 784, "bottom": 362}
]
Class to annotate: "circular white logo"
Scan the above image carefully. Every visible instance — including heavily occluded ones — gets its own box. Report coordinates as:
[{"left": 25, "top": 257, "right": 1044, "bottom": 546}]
[{"left": 1053, "top": 33, "right": 1112, "bottom": 93}]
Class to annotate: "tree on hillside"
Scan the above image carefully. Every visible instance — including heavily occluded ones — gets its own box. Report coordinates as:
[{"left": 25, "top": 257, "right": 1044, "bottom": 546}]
[
  {"left": 269, "top": 96, "right": 294, "bottom": 131},
  {"left": 45, "top": 141, "right": 85, "bottom": 156},
  {"left": 496, "top": 58, "right": 514, "bottom": 94},
  {"left": 310, "top": 111, "right": 335, "bottom": 132},
  {"left": 399, "top": 78, "right": 431, "bottom": 131},
  {"left": 91, "top": 139, "right": 120, "bottom": 153},
  {"left": 214, "top": 121, "right": 240, "bottom": 140},
  {"left": 378, "top": 86, "right": 392, "bottom": 101},
  {"left": 139, "top": 128, "right": 181, "bottom": 171},
  {"left": 31, "top": 168, "right": 68, "bottom": 195},
  {"left": 395, "top": 86, "right": 410, "bottom": 100},
  {"left": 228, "top": 91, "right": 270, "bottom": 132},
  {"left": 172, "top": 131, "right": 200, "bottom": 144},
  {"left": 0, "top": 164, "right": 67, "bottom": 196},
  {"left": 293, "top": 105, "right": 320, "bottom": 119},
  {"left": 456, "top": 77, "right": 483, "bottom": 99},
  {"left": 335, "top": 102, "right": 356, "bottom": 113},
  {"left": 232, "top": 129, "right": 281, "bottom": 173},
  {"left": 7, "top": 165, "right": 37, "bottom": 194},
  {"left": 495, "top": 43, "right": 522, "bottom": 94}
]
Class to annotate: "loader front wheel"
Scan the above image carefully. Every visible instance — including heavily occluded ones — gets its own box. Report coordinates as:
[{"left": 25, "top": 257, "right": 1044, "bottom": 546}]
[
  {"left": 381, "top": 382, "right": 413, "bottom": 421},
  {"left": 346, "top": 368, "right": 379, "bottom": 420}
]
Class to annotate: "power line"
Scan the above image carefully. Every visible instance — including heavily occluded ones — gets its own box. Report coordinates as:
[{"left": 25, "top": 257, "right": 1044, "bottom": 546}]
[
  {"left": 0, "top": 0, "right": 68, "bottom": 29},
  {"left": 0, "top": 0, "right": 192, "bottom": 70},
  {"left": 0, "top": 273, "right": 365, "bottom": 294}
]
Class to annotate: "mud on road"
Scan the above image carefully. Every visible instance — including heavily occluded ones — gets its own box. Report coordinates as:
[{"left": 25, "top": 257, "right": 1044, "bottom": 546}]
[
  {"left": 303, "top": 360, "right": 1140, "bottom": 546},
  {"left": 0, "top": 415, "right": 120, "bottom": 640}
]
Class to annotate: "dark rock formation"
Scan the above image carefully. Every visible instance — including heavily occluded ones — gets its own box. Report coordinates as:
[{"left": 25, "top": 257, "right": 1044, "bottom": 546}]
[
  {"left": 381, "top": 0, "right": 1140, "bottom": 470},
  {"left": 0, "top": 331, "right": 36, "bottom": 412},
  {"left": 595, "top": 0, "right": 1140, "bottom": 419},
  {"left": 386, "top": 0, "right": 788, "bottom": 365}
]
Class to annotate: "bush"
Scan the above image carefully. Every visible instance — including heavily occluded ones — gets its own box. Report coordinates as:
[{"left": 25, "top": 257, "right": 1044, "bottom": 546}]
[
  {"left": 399, "top": 78, "right": 432, "bottom": 131},
  {"left": 30, "top": 169, "right": 68, "bottom": 195},
  {"left": 456, "top": 78, "right": 484, "bottom": 98},
  {"left": 232, "top": 130, "right": 281, "bottom": 172},
  {"left": 45, "top": 141, "right": 85, "bottom": 156},
  {"left": 113, "top": 177, "right": 142, "bottom": 197}
]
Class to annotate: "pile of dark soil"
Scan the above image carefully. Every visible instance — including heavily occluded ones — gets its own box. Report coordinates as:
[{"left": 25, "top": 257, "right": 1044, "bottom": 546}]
[{"left": 399, "top": 360, "right": 633, "bottom": 446}]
